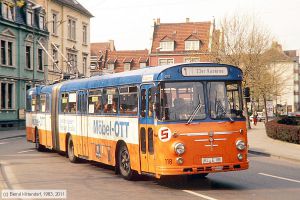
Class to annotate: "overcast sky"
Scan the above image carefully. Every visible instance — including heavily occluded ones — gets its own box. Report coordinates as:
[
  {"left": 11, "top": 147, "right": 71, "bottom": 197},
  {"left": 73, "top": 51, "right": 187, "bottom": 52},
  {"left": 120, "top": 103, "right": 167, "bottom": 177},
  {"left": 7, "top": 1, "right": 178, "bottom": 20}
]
[{"left": 78, "top": 0, "right": 300, "bottom": 51}]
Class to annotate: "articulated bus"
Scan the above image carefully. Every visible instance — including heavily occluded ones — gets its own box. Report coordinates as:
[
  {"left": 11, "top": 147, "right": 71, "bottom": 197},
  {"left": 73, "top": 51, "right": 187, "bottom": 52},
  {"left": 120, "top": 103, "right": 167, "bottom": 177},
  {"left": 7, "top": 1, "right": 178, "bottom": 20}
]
[{"left": 26, "top": 63, "right": 249, "bottom": 180}]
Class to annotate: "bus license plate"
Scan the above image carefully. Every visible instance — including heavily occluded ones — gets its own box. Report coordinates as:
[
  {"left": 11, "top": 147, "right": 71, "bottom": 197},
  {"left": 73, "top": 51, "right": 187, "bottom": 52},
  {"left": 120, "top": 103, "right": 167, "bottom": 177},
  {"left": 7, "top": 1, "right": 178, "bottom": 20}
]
[{"left": 202, "top": 157, "right": 223, "bottom": 164}]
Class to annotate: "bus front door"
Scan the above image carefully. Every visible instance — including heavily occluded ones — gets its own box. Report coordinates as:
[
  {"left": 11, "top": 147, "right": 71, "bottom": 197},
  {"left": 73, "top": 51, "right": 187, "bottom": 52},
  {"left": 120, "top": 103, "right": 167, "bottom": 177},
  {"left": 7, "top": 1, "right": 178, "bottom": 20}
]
[{"left": 139, "top": 84, "right": 156, "bottom": 174}]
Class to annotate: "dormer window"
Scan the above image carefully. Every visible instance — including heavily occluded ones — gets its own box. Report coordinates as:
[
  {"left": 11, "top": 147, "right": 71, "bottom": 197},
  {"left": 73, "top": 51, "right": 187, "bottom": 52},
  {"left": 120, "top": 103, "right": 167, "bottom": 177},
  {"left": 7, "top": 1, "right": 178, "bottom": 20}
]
[
  {"left": 27, "top": 11, "right": 33, "bottom": 26},
  {"left": 123, "top": 57, "right": 133, "bottom": 71},
  {"left": 159, "top": 41, "right": 174, "bottom": 51},
  {"left": 185, "top": 40, "right": 200, "bottom": 50},
  {"left": 2, "top": 2, "right": 15, "bottom": 21},
  {"left": 107, "top": 58, "right": 117, "bottom": 71}
]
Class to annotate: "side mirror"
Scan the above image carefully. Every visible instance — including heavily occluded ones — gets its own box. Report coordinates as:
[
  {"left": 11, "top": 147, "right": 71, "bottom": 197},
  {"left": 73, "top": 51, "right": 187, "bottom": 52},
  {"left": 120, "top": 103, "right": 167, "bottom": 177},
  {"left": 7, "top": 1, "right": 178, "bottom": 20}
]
[{"left": 243, "top": 87, "right": 250, "bottom": 102}]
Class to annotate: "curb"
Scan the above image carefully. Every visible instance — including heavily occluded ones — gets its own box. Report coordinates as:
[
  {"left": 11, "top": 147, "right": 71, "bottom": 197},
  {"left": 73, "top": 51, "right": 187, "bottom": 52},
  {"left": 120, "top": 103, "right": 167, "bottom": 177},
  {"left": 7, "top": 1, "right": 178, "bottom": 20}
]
[
  {"left": 248, "top": 149, "right": 300, "bottom": 163},
  {"left": 0, "top": 135, "right": 26, "bottom": 141}
]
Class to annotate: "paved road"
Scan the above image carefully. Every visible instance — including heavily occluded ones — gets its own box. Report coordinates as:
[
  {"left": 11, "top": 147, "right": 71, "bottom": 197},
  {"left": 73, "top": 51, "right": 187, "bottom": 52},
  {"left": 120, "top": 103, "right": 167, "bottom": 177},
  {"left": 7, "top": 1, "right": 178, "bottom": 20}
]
[{"left": 1, "top": 136, "right": 300, "bottom": 200}]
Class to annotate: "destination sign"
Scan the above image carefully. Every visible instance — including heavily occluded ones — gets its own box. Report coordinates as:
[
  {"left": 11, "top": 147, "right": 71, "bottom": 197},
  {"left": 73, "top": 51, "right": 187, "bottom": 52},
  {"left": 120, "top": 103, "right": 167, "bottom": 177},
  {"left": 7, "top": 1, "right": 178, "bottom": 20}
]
[{"left": 182, "top": 67, "right": 228, "bottom": 76}]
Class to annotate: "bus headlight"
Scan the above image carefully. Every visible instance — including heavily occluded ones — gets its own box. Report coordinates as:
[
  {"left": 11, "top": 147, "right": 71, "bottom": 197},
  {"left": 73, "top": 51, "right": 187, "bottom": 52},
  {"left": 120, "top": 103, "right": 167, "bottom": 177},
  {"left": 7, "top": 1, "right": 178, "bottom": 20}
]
[
  {"left": 174, "top": 143, "right": 185, "bottom": 155},
  {"left": 236, "top": 140, "right": 246, "bottom": 151},
  {"left": 176, "top": 157, "right": 184, "bottom": 165}
]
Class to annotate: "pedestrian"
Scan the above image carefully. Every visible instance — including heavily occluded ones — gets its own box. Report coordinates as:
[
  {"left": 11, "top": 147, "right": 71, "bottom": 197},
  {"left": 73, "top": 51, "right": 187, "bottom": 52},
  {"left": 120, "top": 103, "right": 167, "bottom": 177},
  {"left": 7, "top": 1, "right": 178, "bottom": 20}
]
[{"left": 253, "top": 111, "right": 258, "bottom": 126}]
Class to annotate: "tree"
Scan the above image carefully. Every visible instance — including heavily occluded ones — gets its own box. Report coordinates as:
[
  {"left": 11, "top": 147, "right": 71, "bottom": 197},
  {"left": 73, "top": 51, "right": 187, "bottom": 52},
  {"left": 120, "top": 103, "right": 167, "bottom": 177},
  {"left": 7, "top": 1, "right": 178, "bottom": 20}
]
[{"left": 210, "top": 13, "right": 277, "bottom": 128}]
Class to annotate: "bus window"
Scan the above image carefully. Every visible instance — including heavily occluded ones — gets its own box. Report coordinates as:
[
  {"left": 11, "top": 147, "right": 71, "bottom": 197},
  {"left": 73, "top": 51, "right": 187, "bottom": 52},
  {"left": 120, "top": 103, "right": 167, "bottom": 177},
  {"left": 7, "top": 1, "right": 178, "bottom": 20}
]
[
  {"left": 148, "top": 128, "right": 154, "bottom": 154},
  {"left": 31, "top": 95, "right": 37, "bottom": 112},
  {"left": 61, "top": 93, "right": 69, "bottom": 113},
  {"left": 140, "top": 128, "right": 146, "bottom": 154},
  {"left": 148, "top": 87, "right": 157, "bottom": 118},
  {"left": 88, "top": 90, "right": 102, "bottom": 114},
  {"left": 103, "top": 88, "right": 118, "bottom": 114},
  {"left": 140, "top": 89, "right": 146, "bottom": 118},
  {"left": 160, "top": 82, "right": 205, "bottom": 121},
  {"left": 69, "top": 93, "right": 77, "bottom": 114},
  {"left": 119, "top": 86, "right": 138, "bottom": 115},
  {"left": 40, "top": 94, "right": 47, "bottom": 113},
  {"left": 208, "top": 82, "right": 244, "bottom": 119}
]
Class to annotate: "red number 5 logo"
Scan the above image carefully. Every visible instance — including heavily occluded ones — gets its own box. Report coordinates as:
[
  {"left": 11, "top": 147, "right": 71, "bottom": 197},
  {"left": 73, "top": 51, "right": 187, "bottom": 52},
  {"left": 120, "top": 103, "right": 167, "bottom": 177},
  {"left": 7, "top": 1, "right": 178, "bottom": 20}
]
[{"left": 159, "top": 127, "right": 171, "bottom": 142}]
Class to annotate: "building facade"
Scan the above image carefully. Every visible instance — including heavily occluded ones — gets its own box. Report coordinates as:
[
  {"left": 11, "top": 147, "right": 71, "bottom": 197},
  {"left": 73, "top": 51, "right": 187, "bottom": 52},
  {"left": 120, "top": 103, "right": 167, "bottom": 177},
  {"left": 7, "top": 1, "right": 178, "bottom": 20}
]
[
  {"left": 90, "top": 41, "right": 149, "bottom": 75},
  {"left": 149, "top": 18, "right": 220, "bottom": 66},
  {"left": 35, "top": 0, "right": 93, "bottom": 82},
  {"left": 0, "top": 0, "right": 48, "bottom": 128}
]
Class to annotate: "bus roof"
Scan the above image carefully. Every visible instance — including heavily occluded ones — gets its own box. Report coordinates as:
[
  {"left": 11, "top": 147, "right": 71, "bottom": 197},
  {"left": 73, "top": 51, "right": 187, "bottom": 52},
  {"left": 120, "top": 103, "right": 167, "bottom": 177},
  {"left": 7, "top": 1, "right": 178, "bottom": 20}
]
[{"left": 36, "top": 63, "right": 243, "bottom": 93}]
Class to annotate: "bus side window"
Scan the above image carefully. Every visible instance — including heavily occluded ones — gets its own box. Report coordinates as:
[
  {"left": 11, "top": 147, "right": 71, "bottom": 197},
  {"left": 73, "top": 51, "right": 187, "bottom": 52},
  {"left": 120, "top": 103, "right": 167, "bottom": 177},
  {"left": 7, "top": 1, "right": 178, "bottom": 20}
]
[
  {"left": 40, "top": 94, "right": 47, "bottom": 113},
  {"left": 103, "top": 88, "right": 118, "bottom": 114},
  {"left": 68, "top": 92, "right": 77, "bottom": 114},
  {"left": 140, "top": 89, "right": 146, "bottom": 118},
  {"left": 31, "top": 95, "right": 36, "bottom": 112},
  {"left": 119, "top": 86, "right": 138, "bottom": 115},
  {"left": 88, "top": 90, "right": 102, "bottom": 114},
  {"left": 61, "top": 93, "right": 69, "bottom": 113}
]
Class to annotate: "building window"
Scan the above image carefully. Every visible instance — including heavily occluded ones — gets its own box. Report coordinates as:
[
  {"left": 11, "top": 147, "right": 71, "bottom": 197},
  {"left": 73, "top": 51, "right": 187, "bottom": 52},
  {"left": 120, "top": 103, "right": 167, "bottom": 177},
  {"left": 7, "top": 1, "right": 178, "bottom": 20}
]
[
  {"left": 27, "top": 11, "right": 33, "bottom": 26},
  {"left": 82, "top": 25, "right": 87, "bottom": 44},
  {"left": 52, "top": 47, "right": 58, "bottom": 71},
  {"left": 2, "top": 3, "right": 15, "bottom": 21},
  {"left": 68, "top": 18, "right": 76, "bottom": 40},
  {"left": 25, "top": 46, "right": 32, "bottom": 69},
  {"left": 52, "top": 13, "right": 58, "bottom": 35},
  {"left": 158, "top": 58, "right": 174, "bottom": 66},
  {"left": 124, "top": 63, "right": 131, "bottom": 71},
  {"left": 140, "top": 62, "right": 147, "bottom": 68},
  {"left": 39, "top": 15, "right": 45, "bottom": 30},
  {"left": 38, "top": 49, "right": 43, "bottom": 71},
  {"left": 1, "top": 40, "right": 6, "bottom": 65},
  {"left": 160, "top": 41, "right": 174, "bottom": 51},
  {"left": 67, "top": 51, "right": 77, "bottom": 70},
  {"left": 82, "top": 55, "right": 87, "bottom": 76},
  {"left": 0, "top": 82, "right": 15, "bottom": 110},
  {"left": 184, "top": 57, "right": 200, "bottom": 63},
  {"left": 185, "top": 40, "right": 200, "bottom": 50},
  {"left": 0, "top": 40, "right": 14, "bottom": 66}
]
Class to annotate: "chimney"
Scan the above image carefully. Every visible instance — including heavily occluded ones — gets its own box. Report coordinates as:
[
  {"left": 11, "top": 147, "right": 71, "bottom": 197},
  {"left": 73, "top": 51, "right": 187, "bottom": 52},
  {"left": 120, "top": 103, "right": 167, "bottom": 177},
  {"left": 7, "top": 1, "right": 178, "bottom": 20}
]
[
  {"left": 186, "top": 18, "right": 190, "bottom": 23},
  {"left": 157, "top": 18, "right": 160, "bottom": 25},
  {"left": 109, "top": 40, "right": 115, "bottom": 51}
]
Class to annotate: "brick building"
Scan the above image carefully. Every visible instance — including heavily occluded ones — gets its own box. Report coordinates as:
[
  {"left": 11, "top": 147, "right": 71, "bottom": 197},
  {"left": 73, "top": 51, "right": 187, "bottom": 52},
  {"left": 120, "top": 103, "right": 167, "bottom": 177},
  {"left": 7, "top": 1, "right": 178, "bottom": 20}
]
[
  {"left": 90, "top": 41, "right": 149, "bottom": 75},
  {"left": 149, "top": 18, "right": 220, "bottom": 66}
]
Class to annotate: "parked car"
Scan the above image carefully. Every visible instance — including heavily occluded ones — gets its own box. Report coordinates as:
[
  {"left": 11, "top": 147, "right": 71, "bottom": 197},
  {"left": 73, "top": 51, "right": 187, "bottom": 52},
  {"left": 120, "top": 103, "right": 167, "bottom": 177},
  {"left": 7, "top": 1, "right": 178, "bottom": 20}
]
[{"left": 250, "top": 112, "right": 265, "bottom": 122}]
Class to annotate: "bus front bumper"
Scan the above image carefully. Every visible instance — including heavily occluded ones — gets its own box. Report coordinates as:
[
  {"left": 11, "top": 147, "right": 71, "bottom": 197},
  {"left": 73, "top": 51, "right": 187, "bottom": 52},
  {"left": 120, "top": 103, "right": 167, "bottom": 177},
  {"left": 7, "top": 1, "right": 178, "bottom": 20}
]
[{"left": 155, "top": 160, "right": 249, "bottom": 178}]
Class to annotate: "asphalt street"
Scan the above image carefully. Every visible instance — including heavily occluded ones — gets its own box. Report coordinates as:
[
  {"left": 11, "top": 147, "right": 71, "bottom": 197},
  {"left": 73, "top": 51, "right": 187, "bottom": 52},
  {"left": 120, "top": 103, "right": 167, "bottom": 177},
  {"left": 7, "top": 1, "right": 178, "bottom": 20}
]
[{"left": 1, "top": 136, "right": 300, "bottom": 200}]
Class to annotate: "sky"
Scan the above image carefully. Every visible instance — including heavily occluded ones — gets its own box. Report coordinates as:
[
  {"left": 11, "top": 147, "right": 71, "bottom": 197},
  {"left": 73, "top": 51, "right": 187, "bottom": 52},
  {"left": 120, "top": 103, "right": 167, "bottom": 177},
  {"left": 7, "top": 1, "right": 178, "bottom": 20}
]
[{"left": 78, "top": 0, "right": 300, "bottom": 51}]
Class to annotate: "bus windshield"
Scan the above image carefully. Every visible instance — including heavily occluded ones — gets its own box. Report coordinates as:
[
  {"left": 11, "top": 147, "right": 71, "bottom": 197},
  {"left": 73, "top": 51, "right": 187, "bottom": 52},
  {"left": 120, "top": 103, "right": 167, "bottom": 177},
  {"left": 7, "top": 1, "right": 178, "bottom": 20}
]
[
  {"left": 160, "top": 82, "right": 206, "bottom": 121},
  {"left": 208, "top": 82, "right": 244, "bottom": 120},
  {"left": 159, "top": 81, "right": 244, "bottom": 121}
]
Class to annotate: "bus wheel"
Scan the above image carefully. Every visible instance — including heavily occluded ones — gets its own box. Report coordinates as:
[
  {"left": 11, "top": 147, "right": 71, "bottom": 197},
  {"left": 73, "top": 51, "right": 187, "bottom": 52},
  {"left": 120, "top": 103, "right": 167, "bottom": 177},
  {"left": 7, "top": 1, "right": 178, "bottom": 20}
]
[
  {"left": 67, "top": 136, "right": 79, "bottom": 163},
  {"left": 118, "top": 144, "right": 134, "bottom": 180},
  {"left": 35, "top": 128, "right": 45, "bottom": 152}
]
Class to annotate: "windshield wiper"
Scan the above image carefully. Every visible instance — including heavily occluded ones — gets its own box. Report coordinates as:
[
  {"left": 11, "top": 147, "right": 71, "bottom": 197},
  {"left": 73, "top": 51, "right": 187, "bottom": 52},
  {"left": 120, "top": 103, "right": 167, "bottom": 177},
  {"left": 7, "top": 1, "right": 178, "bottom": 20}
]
[
  {"left": 216, "top": 100, "right": 234, "bottom": 122},
  {"left": 186, "top": 95, "right": 204, "bottom": 125}
]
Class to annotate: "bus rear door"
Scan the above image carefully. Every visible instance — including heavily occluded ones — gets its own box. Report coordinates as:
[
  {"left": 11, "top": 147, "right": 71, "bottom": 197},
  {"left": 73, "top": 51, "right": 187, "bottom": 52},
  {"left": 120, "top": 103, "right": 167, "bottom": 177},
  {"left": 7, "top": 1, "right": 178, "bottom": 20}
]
[{"left": 139, "top": 84, "right": 155, "bottom": 174}]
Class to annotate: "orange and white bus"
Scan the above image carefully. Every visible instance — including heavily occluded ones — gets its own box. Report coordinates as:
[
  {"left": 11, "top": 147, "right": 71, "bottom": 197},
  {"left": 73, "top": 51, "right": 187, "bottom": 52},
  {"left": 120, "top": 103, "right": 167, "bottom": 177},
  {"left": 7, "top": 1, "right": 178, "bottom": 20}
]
[{"left": 26, "top": 63, "right": 249, "bottom": 180}]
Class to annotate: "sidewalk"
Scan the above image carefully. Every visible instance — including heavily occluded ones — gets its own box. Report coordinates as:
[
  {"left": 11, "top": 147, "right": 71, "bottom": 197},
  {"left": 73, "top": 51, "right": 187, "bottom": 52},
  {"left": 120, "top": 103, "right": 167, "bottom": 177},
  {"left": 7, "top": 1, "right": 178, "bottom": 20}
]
[
  {"left": 0, "top": 130, "right": 26, "bottom": 140},
  {"left": 248, "top": 122, "right": 300, "bottom": 162}
]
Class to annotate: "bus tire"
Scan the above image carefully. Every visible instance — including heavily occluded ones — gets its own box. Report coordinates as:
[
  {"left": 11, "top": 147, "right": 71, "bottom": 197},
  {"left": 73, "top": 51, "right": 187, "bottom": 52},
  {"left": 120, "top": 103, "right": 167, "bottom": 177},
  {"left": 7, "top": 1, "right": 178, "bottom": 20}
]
[
  {"left": 67, "top": 136, "right": 79, "bottom": 163},
  {"left": 35, "top": 128, "right": 45, "bottom": 152},
  {"left": 118, "top": 144, "right": 134, "bottom": 180}
]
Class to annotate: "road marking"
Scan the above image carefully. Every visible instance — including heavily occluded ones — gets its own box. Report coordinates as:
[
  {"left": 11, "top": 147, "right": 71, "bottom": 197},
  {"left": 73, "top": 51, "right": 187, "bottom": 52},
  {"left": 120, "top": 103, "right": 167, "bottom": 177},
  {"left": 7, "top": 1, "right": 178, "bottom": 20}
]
[
  {"left": 183, "top": 190, "right": 218, "bottom": 200},
  {"left": 17, "top": 150, "right": 35, "bottom": 154},
  {"left": 0, "top": 142, "right": 9, "bottom": 145},
  {"left": 259, "top": 173, "right": 300, "bottom": 184}
]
